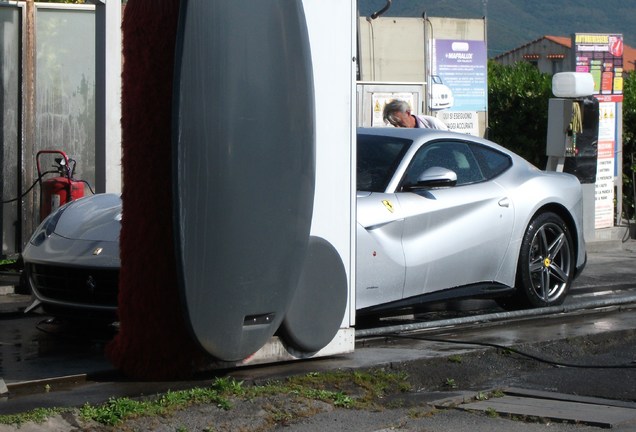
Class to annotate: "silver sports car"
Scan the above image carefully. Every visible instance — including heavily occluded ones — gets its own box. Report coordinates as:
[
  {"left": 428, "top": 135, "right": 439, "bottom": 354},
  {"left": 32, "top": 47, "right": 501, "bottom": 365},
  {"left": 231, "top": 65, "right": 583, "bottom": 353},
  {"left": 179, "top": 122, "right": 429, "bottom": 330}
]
[
  {"left": 356, "top": 127, "right": 585, "bottom": 315},
  {"left": 21, "top": 128, "right": 586, "bottom": 319}
]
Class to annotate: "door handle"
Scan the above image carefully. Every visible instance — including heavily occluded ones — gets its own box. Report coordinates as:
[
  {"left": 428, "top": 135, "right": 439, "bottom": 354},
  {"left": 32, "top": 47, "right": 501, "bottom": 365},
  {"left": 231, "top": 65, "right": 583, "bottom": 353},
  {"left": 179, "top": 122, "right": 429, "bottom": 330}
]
[{"left": 498, "top": 197, "right": 510, "bottom": 208}]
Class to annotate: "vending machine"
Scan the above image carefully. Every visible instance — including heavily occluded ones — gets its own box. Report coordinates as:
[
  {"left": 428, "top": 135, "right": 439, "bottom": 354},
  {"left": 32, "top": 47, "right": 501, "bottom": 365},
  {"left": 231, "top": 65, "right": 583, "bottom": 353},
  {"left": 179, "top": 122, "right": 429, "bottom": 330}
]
[{"left": 546, "top": 72, "right": 598, "bottom": 240}]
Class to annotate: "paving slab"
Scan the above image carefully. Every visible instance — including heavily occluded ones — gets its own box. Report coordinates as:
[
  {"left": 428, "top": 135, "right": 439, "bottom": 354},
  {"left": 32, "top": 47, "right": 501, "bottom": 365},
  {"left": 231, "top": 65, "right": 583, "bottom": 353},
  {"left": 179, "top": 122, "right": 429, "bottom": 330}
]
[{"left": 461, "top": 391, "right": 636, "bottom": 428}]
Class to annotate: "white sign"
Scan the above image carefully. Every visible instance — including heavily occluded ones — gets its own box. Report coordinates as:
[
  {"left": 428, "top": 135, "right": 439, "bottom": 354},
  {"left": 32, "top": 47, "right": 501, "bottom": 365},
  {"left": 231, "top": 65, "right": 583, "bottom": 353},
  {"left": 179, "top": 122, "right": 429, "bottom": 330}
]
[
  {"left": 439, "top": 111, "right": 479, "bottom": 136},
  {"left": 594, "top": 101, "right": 616, "bottom": 229}
]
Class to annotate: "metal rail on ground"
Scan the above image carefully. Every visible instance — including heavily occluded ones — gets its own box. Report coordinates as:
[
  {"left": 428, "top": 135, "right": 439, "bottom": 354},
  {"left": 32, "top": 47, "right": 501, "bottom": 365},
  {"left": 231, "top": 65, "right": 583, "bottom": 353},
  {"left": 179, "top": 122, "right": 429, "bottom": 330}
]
[{"left": 355, "top": 294, "right": 636, "bottom": 338}]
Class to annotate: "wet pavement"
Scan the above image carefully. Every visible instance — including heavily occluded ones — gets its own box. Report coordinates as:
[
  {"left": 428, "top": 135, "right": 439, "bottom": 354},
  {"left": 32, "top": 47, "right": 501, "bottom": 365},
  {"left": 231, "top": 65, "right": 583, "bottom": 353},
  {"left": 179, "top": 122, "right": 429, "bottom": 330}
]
[{"left": 0, "top": 238, "right": 635, "bottom": 430}]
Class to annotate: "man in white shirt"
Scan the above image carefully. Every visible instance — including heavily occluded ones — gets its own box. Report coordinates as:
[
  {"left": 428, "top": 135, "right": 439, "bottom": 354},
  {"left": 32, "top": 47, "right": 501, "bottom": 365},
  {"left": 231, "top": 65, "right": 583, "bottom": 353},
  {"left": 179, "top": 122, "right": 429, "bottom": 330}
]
[{"left": 382, "top": 99, "right": 448, "bottom": 130}]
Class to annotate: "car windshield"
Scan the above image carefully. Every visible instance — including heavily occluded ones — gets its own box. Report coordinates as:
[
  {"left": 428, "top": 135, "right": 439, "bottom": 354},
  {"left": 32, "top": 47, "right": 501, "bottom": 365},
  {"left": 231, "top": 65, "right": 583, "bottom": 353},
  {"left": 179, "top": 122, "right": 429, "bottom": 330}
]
[{"left": 357, "top": 134, "right": 412, "bottom": 192}]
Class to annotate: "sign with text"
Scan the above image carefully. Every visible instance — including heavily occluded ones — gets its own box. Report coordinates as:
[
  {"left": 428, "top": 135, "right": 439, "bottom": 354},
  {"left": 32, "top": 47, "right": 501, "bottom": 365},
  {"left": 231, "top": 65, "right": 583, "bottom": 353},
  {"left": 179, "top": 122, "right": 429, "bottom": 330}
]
[
  {"left": 432, "top": 39, "right": 488, "bottom": 112},
  {"left": 573, "top": 33, "right": 624, "bottom": 99},
  {"left": 594, "top": 101, "right": 616, "bottom": 229},
  {"left": 439, "top": 111, "right": 479, "bottom": 136}
]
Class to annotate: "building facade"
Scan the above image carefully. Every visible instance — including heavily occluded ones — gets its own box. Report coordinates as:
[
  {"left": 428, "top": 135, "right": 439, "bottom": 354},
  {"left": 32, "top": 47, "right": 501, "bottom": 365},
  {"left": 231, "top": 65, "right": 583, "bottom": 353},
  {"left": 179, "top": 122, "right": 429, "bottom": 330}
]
[{"left": 494, "top": 35, "right": 636, "bottom": 75}]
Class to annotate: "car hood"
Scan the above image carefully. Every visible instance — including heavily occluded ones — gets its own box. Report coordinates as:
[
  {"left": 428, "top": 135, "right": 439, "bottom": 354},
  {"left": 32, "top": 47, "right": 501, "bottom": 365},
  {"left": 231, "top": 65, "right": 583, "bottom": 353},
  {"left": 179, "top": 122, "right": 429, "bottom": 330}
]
[{"left": 54, "top": 193, "right": 122, "bottom": 242}]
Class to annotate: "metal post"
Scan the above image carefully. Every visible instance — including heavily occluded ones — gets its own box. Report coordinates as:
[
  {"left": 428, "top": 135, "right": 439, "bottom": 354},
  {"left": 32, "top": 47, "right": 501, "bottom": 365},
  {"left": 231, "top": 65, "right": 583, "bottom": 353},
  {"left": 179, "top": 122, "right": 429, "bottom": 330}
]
[
  {"left": 95, "top": 0, "right": 121, "bottom": 194},
  {"left": 422, "top": 12, "right": 430, "bottom": 115},
  {"left": 616, "top": 101, "right": 623, "bottom": 225},
  {"left": 21, "top": 0, "right": 36, "bottom": 248}
]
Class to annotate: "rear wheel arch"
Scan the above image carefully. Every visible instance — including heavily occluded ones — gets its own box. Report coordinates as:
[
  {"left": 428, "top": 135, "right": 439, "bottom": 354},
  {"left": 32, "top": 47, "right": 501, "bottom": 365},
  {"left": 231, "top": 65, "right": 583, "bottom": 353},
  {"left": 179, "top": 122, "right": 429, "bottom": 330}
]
[
  {"left": 540, "top": 204, "right": 580, "bottom": 257},
  {"left": 499, "top": 206, "right": 576, "bottom": 310},
  {"left": 526, "top": 203, "right": 579, "bottom": 260}
]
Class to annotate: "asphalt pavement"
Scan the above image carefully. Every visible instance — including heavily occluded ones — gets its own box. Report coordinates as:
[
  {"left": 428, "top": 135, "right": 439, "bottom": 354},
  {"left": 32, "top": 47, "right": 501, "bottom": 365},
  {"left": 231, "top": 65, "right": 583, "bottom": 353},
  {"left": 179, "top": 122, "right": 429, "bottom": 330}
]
[{"left": 0, "top": 236, "right": 635, "bottom": 431}]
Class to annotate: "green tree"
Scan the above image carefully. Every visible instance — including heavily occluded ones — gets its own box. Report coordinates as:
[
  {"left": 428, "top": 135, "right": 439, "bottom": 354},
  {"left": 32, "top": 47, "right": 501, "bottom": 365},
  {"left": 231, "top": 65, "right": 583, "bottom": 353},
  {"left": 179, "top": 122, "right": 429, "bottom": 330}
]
[
  {"left": 622, "top": 72, "right": 636, "bottom": 219},
  {"left": 487, "top": 60, "right": 553, "bottom": 168}
]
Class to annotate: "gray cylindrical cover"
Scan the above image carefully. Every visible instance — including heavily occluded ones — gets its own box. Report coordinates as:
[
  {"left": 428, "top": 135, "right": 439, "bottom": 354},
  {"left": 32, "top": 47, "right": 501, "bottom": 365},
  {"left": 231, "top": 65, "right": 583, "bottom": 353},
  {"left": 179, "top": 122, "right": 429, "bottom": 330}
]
[
  {"left": 282, "top": 236, "right": 348, "bottom": 353},
  {"left": 172, "top": 0, "right": 315, "bottom": 361}
]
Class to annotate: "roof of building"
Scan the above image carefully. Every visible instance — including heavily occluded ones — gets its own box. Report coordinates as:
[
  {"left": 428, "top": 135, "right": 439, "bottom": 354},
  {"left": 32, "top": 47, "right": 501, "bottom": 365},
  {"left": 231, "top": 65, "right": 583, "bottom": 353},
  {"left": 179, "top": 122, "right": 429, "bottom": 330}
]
[
  {"left": 544, "top": 35, "right": 571, "bottom": 47},
  {"left": 495, "top": 35, "right": 635, "bottom": 73}
]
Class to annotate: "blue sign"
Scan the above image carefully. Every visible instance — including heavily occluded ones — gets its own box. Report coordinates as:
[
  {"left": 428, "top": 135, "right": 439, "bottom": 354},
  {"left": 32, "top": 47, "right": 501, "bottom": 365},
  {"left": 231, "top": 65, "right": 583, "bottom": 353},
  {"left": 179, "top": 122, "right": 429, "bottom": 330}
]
[{"left": 433, "top": 40, "right": 488, "bottom": 112}]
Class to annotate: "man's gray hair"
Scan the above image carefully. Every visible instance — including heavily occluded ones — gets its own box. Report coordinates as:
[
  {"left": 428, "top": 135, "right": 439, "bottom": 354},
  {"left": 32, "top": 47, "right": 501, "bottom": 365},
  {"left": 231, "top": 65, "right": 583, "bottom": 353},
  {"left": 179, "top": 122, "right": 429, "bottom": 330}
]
[{"left": 382, "top": 99, "right": 411, "bottom": 125}]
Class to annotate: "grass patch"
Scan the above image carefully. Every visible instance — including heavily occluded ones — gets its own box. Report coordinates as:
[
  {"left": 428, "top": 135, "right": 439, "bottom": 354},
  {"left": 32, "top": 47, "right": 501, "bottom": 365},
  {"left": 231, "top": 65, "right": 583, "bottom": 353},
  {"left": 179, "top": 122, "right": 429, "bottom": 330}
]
[
  {"left": 475, "top": 391, "right": 488, "bottom": 401},
  {"left": 0, "top": 408, "right": 68, "bottom": 427},
  {"left": 490, "top": 389, "right": 505, "bottom": 398},
  {"left": 443, "top": 378, "right": 458, "bottom": 389},
  {"left": 0, "top": 369, "right": 412, "bottom": 428},
  {"left": 408, "top": 407, "right": 438, "bottom": 419},
  {"left": 485, "top": 407, "right": 499, "bottom": 418},
  {"left": 498, "top": 348, "right": 514, "bottom": 356},
  {"left": 79, "top": 384, "right": 234, "bottom": 426}
]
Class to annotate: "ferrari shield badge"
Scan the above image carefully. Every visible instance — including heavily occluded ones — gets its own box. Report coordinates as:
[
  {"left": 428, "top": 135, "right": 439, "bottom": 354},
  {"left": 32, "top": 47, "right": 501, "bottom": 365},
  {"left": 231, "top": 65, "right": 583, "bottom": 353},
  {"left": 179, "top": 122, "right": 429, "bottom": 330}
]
[{"left": 382, "top": 200, "right": 394, "bottom": 213}]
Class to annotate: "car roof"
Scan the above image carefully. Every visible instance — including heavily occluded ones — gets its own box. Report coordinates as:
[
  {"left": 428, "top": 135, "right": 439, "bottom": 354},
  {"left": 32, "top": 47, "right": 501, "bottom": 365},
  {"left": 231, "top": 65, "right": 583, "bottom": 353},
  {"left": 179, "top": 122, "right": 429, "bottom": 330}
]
[
  {"left": 357, "top": 126, "right": 449, "bottom": 141},
  {"left": 356, "top": 127, "right": 520, "bottom": 160}
]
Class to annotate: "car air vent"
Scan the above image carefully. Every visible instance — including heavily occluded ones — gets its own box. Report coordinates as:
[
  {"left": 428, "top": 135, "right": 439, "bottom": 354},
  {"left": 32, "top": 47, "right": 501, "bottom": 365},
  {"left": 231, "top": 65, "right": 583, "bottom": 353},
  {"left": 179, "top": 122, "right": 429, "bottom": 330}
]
[{"left": 27, "top": 263, "right": 119, "bottom": 307}]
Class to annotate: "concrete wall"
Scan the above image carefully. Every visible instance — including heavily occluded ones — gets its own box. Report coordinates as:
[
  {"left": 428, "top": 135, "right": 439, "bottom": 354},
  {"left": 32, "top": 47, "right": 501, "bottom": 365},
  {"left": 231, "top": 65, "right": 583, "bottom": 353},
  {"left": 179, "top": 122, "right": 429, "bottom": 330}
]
[{"left": 357, "top": 16, "right": 488, "bottom": 137}]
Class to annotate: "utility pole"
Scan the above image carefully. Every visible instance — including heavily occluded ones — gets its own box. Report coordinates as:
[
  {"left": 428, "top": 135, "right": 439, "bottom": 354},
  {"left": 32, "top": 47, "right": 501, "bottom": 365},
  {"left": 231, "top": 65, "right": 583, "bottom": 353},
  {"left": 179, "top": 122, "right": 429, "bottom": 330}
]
[{"left": 22, "top": 0, "right": 36, "bottom": 248}]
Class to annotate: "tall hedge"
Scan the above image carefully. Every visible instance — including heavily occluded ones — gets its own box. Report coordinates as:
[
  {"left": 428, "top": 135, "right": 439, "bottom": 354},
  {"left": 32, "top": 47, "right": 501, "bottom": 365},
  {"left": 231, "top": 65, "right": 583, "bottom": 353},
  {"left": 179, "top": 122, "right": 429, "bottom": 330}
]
[
  {"left": 487, "top": 60, "right": 553, "bottom": 169},
  {"left": 488, "top": 60, "right": 636, "bottom": 220},
  {"left": 622, "top": 72, "right": 636, "bottom": 219}
]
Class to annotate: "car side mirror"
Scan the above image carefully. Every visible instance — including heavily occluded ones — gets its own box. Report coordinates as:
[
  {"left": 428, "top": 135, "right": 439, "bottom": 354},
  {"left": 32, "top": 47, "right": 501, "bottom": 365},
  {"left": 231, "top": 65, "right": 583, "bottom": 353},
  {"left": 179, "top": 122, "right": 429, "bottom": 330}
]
[{"left": 403, "top": 166, "right": 457, "bottom": 191}]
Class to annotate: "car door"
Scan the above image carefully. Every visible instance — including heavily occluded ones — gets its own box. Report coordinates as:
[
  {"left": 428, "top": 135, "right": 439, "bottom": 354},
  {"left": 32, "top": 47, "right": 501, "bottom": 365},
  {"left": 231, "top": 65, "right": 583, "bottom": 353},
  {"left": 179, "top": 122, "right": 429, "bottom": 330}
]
[
  {"left": 356, "top": 191, "right": 407, "bottom": 309},
  {"left": 397, "top": 140, "right": 515, "bottom": 300}
]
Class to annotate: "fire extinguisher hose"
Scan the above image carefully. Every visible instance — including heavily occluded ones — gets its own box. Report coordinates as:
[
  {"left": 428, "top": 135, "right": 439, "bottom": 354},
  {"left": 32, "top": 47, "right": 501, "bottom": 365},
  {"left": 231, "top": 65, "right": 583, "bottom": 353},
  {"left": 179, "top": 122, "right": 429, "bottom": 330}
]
[
  {"left": 1, "top": 171, "right": 95, "bottom": 205},
  {"left": 1, "top": 170, "right": 57, "bottom": 204}
]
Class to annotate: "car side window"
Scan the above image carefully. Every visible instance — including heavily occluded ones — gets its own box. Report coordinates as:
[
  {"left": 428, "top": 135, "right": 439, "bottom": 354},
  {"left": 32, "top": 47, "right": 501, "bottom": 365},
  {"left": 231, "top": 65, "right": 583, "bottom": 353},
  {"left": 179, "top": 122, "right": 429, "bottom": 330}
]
[
  {"left": 471, "top": 144, "right": 512, "bottom": 179},
  {"left": 357, "top": 134, "right": 411, "bottom": 192},
  {"left": 404, "top": 141, "right": 485, "bottom": 187}
]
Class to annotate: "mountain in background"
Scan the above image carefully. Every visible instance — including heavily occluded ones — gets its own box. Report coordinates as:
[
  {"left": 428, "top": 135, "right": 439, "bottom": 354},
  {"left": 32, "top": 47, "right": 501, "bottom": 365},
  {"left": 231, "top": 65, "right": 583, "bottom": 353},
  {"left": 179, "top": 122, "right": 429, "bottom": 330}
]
[{"left": 358, "top": 0, "right": 636, "bottom": 58}]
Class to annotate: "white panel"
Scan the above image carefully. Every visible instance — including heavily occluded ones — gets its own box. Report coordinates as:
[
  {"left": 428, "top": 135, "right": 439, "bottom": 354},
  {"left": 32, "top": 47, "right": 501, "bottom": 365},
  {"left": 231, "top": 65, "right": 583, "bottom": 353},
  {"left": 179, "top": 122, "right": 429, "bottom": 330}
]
[
  {"left": 358, "top": 17, "right": 425, "bottom": 82},
  {"left": 303, "top": 0, "right": 356, "bottom": 326}
]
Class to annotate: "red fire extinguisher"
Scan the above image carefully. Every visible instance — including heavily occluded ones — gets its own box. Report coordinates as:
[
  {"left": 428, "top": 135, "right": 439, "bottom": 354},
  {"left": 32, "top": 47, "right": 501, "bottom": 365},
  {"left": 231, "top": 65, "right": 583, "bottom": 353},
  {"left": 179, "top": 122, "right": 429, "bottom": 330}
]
[{"left": 36, "top": 150, "right": 85, "bottom": 221}]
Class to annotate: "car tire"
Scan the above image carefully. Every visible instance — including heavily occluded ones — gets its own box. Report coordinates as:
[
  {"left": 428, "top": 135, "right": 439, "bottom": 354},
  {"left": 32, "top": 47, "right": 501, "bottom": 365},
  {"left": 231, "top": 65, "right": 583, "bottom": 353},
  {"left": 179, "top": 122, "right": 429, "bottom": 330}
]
[{"left": 500, "top": 212, "right": 574, "bottom": 309}]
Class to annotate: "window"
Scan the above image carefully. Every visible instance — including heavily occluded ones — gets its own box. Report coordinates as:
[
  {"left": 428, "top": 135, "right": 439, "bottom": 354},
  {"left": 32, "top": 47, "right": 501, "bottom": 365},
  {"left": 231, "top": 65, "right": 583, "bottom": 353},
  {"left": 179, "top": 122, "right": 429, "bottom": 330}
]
[
  {"left": 551, "top": 59, "right": 563, "bottom": 74},
  {"left": 404, "top": 141, "right": 485, "bottom": 187},
  {"left": 471, "top": 144, "right": 512, "bottom": 179},
  {"left": 357, "top": 134, "right": 412, "bottom": 192}
]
